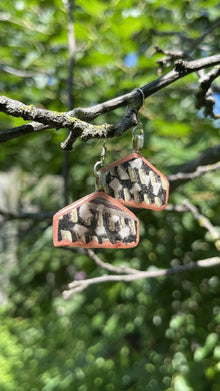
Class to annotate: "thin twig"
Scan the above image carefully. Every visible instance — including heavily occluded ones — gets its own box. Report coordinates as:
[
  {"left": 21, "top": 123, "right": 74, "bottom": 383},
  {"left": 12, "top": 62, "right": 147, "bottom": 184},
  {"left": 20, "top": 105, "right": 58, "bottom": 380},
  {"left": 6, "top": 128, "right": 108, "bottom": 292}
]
[
  {"left": 168, "top": 161, "right": 220, "bottom": 182},
  {"left": 189, "top": 17, "right": 220, "bottom": 49},
  {"left": 195, "top": 66, "right": 220, "bottom": 117},
  {"left": 63, "top": 256, "right": 220, "bottom": 298},
  {"left": 0, "top": 209, "right": 53, "bottom": 220},
  {"left": 169, "top": 144, "right": 220, "bottom": 191},
  {"left": 166, "top": 200, "right": 220, "bottom": 250},
  {"left": 183, "top": 199, "right": 220, "bottom": 251},
  {"left": 0, "top": 63, "right": 52, "bottom": 79},
  {"left": 154, "top": 46, "right": 192, "bottom": 73},
  {"left": 165, "top": 204, "right": 188, "bottom": 213},
  {"left": 86, "top": 249, "right": 139, "bottom": 274},
  {"left": 0, "top": 64, "right": 36, "bottom": 78}
]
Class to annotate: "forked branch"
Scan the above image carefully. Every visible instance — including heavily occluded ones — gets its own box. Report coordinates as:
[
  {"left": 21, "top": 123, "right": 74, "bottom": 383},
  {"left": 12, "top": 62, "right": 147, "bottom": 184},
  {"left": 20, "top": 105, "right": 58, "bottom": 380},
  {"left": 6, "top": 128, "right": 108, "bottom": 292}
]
[
  {"left": 1, "top": 54, "right": 220, "bottom": 149},
  {"left": 63, "top": 256, "right": 220, "bottom": 298}
]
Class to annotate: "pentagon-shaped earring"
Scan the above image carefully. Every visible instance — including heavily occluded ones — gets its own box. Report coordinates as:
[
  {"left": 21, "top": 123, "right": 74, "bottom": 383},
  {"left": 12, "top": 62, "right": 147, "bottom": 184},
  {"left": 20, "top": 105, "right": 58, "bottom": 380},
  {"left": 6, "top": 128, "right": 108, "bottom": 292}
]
[
  {"left": 53, "top": 191, "right": 139, "bottom": 249},
  {"left": 105, "top": 152, "right": 169, "bottom": 210},
  {"left": 105, "top": 122, "right": 169, "bottom": 210}
]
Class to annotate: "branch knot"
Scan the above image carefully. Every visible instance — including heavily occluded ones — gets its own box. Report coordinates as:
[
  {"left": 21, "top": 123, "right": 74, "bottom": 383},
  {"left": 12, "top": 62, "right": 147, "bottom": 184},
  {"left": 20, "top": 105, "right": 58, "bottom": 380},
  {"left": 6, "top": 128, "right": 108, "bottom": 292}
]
[{"left": 174, "top": 59, "right": 188, "bottom": 74}]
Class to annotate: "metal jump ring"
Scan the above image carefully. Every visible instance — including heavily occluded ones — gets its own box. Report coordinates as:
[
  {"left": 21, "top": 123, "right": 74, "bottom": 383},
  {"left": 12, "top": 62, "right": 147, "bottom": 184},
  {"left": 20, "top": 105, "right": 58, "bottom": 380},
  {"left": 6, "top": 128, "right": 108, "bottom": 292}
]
[
  {"left": 94, "top": 161, "right": 109, "bottom": 176},
  {"left": 132, "top": 121, "right": 144, "bottom": 152},
  {"left": 135, "top": 88, "right": 145, "bottom": 107}
]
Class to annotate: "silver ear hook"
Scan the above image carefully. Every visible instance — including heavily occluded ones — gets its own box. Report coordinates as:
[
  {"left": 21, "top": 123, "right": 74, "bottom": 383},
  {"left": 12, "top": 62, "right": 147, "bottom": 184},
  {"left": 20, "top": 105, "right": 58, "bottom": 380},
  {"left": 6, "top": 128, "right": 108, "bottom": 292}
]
[
  {"left": 94, "top": 137, "right": 109, "bottom": 191},
  {"left": 100, "top": 143, "right": 106, "bottom": 164},
  {"left": 99, "top": 123, "right": 108, "bottom": 164}
]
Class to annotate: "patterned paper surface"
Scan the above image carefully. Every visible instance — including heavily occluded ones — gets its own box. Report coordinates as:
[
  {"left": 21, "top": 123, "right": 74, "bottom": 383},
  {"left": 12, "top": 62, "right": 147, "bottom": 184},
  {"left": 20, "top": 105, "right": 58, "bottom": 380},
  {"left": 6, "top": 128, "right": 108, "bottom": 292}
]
[
  {"left": 106, "top": 152, "right": 169, "bottom": 210},
  {"left": 53, "top": 192, "right": 139, "bottom": 248}
]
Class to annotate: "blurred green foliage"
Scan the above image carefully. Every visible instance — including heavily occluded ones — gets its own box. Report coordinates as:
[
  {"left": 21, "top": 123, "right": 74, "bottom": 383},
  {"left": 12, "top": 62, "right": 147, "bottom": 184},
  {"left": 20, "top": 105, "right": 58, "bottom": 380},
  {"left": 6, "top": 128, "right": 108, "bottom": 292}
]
[{"left": 0, "top": 0, "right": 220, "bottom": 390}]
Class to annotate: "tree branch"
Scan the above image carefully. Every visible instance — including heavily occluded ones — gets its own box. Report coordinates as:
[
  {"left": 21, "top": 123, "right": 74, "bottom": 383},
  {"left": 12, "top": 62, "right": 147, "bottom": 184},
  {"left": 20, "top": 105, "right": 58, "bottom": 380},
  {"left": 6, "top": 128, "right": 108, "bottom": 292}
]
[
  {"left": 195, "top": 66, "right": 220, "bottom": 117},
  {"left": 0, "top": 64, "right": 36, "bottom": 78},
  {"left": 79, "top": 54, "right": 220, "bottom": 118},
  {"left": 63, "top": 256, "right": 220, "bottom": 298},
  {"left": 141, "top": 54, "right": 220, "bottom": 98},
  {"left": 0, "top": 122, "right": 50, "bottom": 142},
  {"left": 168, "top": 160, "right": 220, "bottom": 189},
  {"left": 0, "top": 95, "right": 114, "bottom": 138},
  {"left": 1, "top": 54, "right": 220, "bottom": 148}
]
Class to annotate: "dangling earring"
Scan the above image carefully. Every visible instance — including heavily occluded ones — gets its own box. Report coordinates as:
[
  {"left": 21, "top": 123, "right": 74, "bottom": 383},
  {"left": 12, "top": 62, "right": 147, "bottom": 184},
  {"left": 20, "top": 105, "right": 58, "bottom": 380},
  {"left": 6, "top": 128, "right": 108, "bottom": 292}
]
[
  {"left": 105, "top": 121, "right": 169, "bottom": 210},
  {"left": 53, "top": 144, "right": 139, "bottom": 249}
]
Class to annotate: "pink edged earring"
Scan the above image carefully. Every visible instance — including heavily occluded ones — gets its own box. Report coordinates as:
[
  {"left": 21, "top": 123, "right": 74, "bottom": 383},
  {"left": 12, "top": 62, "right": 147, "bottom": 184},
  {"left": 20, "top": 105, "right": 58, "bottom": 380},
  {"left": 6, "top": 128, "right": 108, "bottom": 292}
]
[
  {"left": 53, "top": 145, "right": 139, "bottom": 249},
  {"left": 105, "top": 122, "right": 169, "bottom": 210}
]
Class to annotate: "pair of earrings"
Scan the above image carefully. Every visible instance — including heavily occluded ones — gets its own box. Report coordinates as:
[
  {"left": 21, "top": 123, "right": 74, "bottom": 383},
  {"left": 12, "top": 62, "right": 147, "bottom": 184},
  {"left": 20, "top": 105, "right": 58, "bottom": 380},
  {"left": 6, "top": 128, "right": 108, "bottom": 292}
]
[{"left": 53, "top": 122, "right": 169, "bottom": 249}]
